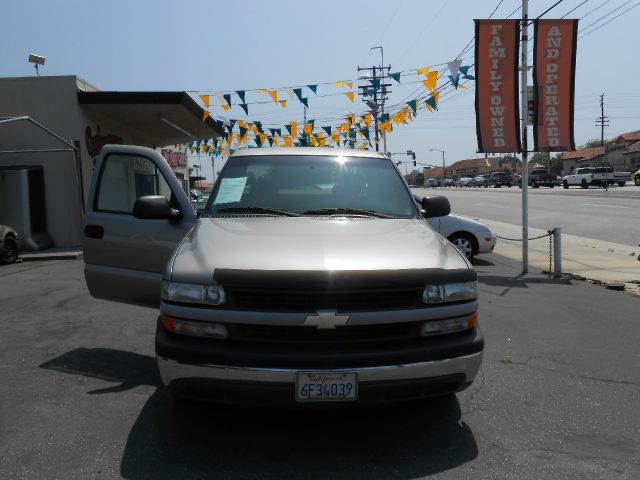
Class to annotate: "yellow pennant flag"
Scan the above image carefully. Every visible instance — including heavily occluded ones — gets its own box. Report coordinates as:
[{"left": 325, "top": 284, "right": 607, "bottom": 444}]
[
  {"left": 344, "top": 91, "right": 355, "bottom": 103},
  {"left": 237, "top": 120, "right": 246, "bottom": 128},
  {"left": 331, "top": 132, "right": 341, "bottom": 144},
  {"left": 424, "top": 71, "right": 438, "bottom": 91},
  {"left": 258, "top": 132, "right": 267, "bottom": 145},
  {"left": 226, "top": 133, "right": 234, "bottom": 146},
  {"left": 190, "top": 145, "right": 196, "bottom": 153},
  {"left": 416, "top": 66, "right": 431, "bottom": 76},
  {"left": 279, "top": 100, "right": 287, "bottom": 108},
  {"left": 257, "top": 88, "right": 268, "bottom": 93},
  {"left": 273, "top": 136, "right": 280, "bottom": 146},
  {"left": 304, "top": 122, "right": 313, "bottom": 137},
  {"left": 284, "top": 135, "right": 293, "bottom": 147},
  {"left": 199, "top": 95, "right": 210, "bottom": 109},
  {"left": 345, "top": 114, "right": 356, "bottom": 125},
  {"left": 289, "top": 121, "right": 298, "bottom": 138},
  {"left": 221, "top": 104, "right": 230, "bottom": 111},
  {"left": 268, "top": 90, "right": 278, "bottom": 103},
  {"left": 345, "top": 80, "right": 353, "bottom": 89},
  {"left": 379, "top": 121, "right": 392, "bottom": 134},
  {"left": 333, "top": 80, "right": 345, "bottom": 87},
  {"left": 202, "top": 110, "right": 210, "bottom": 122},
  {"left": 361, "top": 113, "right": 372, "bottom": 127},
  {"left": 356, "top": 143, "right": 367, "bottom": 150},
  {"left": 311, "top": 135, "right": 320, "bottom": 147}
]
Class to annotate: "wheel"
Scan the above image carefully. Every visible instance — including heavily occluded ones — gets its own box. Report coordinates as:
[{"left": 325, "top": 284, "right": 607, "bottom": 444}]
[
  {"left": 618, "top": 182, "right": 625, "bottom": 187},
  {"left": 581, "top": 179, "right": 588, "bottom": 189},
  {"left": 507, "top": 183, "right": 512, "bottom": 188},
  {"left": 484, "top": 183, "right": 488, "bottom": 188},
  {"left": 635, "top": 177, "right": 640, "bottom": 186},
  {"left": 448, "top": 233, "right": 477, "bottom": 260},
  {"left": 0, "top": 236, "right": 18, "bottom": 265},
  {"left": 563, "top": 180, "right": 569, "bottom": 189},
  {"left": 532, "top": 181, "right": 539, "bottom": 188}
]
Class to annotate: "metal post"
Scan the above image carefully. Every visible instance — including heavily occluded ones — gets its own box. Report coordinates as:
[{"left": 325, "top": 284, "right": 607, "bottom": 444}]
[
  {"left": 553, "top": 227, "right": 562, "bottom": 276},
  {"left": 520, "top": 0, "right": 529, "bottom": 274},
  {"left": 442, "top": 150, "right": 445, "bottom": 180}
]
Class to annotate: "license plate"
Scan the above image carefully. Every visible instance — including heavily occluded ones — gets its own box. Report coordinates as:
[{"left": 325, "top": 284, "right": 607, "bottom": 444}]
[{"left": 295, "top": 372, "right": 358, "bottom": 402}]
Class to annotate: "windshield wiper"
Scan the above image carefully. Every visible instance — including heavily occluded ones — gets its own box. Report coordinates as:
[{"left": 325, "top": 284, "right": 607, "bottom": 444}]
[
  {"left": 215, "top": 206, "right": 300, "bottom": 217},
  {"left": 303, "top": 207, "right": 392, "bottom": 218}
]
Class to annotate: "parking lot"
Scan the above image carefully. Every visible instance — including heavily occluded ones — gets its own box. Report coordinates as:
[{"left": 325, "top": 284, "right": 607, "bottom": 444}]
[{"left": 1, "top": 257, "right": 638, "bottom": 479}]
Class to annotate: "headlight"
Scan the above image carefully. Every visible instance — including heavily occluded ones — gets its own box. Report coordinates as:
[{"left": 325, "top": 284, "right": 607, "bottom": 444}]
[
  {"left": 421, "top": 314, "right": 477, "bottom": 336},
  {"left": 423, "top": 281, "right": 477, "bottom": 304},
  {"left": 161, "top": 315, "right": 228, "bottom": 339},
  {"left": 161, "top": 281, "right": 226, "bottom": 306}
]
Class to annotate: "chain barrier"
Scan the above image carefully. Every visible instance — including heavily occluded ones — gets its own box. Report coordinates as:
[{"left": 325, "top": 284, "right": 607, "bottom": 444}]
[{"left": 493, "top": 230, "right": 555, "bottom": 273}]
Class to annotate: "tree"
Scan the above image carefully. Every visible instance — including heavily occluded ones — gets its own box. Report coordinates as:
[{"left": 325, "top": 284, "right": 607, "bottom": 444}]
[
  {"left": 582, "top": 138, "right": 606, "bottom": 148},
  {"left": 529, "top": 152, "right": 550, "bottom": 169}
]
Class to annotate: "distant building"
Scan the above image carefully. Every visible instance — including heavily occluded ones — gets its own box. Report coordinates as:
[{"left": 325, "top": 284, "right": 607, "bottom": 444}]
[
  {"left": 560, "top": 130, "right": 640, "bottom": 172},
  {"left": 445, "top": 156, "right": 521, "bottom": 178}
]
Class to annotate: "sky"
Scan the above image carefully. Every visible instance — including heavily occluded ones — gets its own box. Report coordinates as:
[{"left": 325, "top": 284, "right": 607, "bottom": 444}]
[{"left": 2, "top": 0, "right": 639, "bottom": 182}]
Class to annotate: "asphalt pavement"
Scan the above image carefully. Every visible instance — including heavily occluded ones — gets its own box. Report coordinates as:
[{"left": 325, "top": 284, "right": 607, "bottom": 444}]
[
  {"left": 413, "top": 186, "right": 640, "bottom": 246},
  {"left": 1, "top": 258, "right": 639, "bottom": 479}
]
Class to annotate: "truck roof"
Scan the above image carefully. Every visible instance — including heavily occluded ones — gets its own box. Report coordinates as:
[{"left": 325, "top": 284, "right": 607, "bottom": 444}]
[{"left": 230, "top": 147, "right": 388, "bottom": 159}]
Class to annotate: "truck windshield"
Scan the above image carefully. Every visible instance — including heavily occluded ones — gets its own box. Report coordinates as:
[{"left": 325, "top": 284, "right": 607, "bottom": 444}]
[{"left": 204, "top": 155, "right": 416, "bottom": 218}]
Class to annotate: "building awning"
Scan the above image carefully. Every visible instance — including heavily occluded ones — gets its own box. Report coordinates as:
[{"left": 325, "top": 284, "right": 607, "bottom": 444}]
[{"left": 77, "top": 91, "right": 222, "bottom": 146}]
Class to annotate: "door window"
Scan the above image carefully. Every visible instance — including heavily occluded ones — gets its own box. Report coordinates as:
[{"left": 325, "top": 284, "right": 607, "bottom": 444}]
[{"left": 96, "top": 154, "right": 172, "bottom": 214}]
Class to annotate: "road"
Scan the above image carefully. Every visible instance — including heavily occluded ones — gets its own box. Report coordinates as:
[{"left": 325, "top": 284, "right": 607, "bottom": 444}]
[
  {"left": 412, "top": 186, "right": 640, "bottom": 246},
  {"left": 1, "top": 258, "right": 639, "bottom": 479}
]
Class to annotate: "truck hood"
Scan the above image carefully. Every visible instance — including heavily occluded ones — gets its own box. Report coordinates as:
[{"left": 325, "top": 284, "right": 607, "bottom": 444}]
[{"left": 168, "top": 217, "right": 470, "bottom": 284}]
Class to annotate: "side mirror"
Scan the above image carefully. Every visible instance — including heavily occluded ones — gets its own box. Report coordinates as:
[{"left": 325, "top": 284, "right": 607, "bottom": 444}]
[
  {"left": 421, "top": 196, "right": 451, "bottom": 218},
  {"left": 133, "top": 196, "right": 180, "bottom": 220}
]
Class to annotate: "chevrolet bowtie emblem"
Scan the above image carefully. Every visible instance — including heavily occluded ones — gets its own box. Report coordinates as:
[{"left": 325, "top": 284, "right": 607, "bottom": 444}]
[{"left": 304, "top": 310, "right": 350, "bottom": 329}]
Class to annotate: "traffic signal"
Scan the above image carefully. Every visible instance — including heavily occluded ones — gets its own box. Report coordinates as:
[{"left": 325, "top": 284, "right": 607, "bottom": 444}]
[{"left": 413, "top": 160, "right": 416, "bottom": 167}]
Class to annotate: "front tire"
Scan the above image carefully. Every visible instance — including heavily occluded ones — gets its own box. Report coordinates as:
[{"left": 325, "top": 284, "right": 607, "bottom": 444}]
[
  {"left": 581, "top": 179, "right": 588, "bottom": 189},
  {"left": 0, "top": 236, "right": 18, "bottom": 265},
  {"left": 448, "top": 233, "right": 477, "bottom": 260},
  {"left": 563, "top": 180, "right": 569, "bottom": 189},
  {"left": 618, "top": 182, "right": 625, "bottom": 187}
]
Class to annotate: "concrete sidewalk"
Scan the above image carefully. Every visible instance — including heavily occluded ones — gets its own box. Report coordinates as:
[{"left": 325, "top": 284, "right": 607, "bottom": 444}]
[{"left": 480, "top": 218, "right": 640, "bottom": 294}]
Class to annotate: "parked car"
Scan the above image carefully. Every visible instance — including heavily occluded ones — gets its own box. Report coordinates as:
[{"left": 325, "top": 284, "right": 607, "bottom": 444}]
[
  {"left": 425, "top": 178, "right": 438, "bottom": 188},
  {"left": 415, "top": 196, "right": 496, "bottom": 260},
  {"left": 456, "top": 177, "right": 473, "bottom": 187},
  {"left": 83, "top": 146, "right": 482, "bottom": 405},
  {"left": 518, "top": 168, "right": 559, "bottom": 188},
  {"left": 631, "top": 169, "right": 640, "bottom": 186},
  {"left": 0, "top": 224, "right": 19, "bottom": 265},
  {"left": 471, "top": 175, "right": 487, "bottom": 187},
  {"left": 562, "top": 166, "right": 630, "bottom": 189},
  {"left": 442, "top": 178, "right": 455, "bottom": 187},
  {"left": 483, "top": 172, "right": 513, "bottom": 188}
]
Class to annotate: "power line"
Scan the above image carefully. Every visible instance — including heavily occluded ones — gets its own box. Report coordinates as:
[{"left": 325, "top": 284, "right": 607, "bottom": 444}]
[
  {"left": 561, "top": 0, "right": 591, "bottom": 17},
  {"left": 580, "top": 0, "right": 634, "bottom": 30}
]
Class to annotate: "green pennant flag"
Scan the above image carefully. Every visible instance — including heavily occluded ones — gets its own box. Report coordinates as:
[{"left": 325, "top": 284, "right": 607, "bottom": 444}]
[
  {"left": 254, "top": 121, "right": 263, "bottom": 132},
  {"left": 307, "top": 84, "right": 318, "bottom": 94},
  {"left": 236, "top": 90, "right": 246, "bottom": 103},
  {"left": 463, "top": 74, "right": 475, "bottom": 80},
  {"left": 285, "top": 124, "right": 292, "bottom": 135},
  {"left": 379, "top": 113, "right": 390, "bottom": 123},
  {"left": 215, "top": 120, "right": 224, "bottom": 133},
  {"left": 426, "top": 96, "right": 438, "bottom": 110},
  {"left": 223, "top": 93, "right": 232, "bottom": 106},
  {"left": 448, "top": 74, "right": 460, "bottom": 88},
  {"left": 230, "top": 148, "right": 236, "bottom": 155},
  {"left": 459, "top": 65, "right": 470, "bottom": 76},
  {"left": 228, "top": 119, "right": 236, "bottom": 131},
  {"left": 269, "top": 128, "right": 277, "bottom": 136},
  {"left": 299, "top": 136, "right": 307, "bottom": 147},
  {"left": 300, "top": 97, "right": 309, "bottom": 108},
  {"left": 274, "top": 128, "right": 281, "bottom": 136},
  {"left": 359, "top": 127, "right": 369, "bottom": 138},
  {"left": 255, "top": 137, "right": 262, "bottom": 147},
  {"left": 239, "top": 103, "right": 249, "bottom": 115},
  {"left": 322, "top": 126, "right": 332, "bottom": 136},
  {"left": 406, "top": 99, "right": 418, "bottom": 115},
  {"left": 389, "top": 72, "right": 401, "bottom": 83},
  {"left": 239, "top": 126, "right": 248, "bottom": 139},
  {"left": 293, "top": 88, "right": 303, "bottom": 102},
  {"left": 369, "top": 78, "right": 380, "bottom": 90},
  {"left": 267, "top": 136, "right": 274, "bottom": 147}
]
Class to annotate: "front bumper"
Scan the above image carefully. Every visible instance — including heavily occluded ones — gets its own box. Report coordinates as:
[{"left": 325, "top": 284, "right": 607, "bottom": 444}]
[{"left": 156, "top": 319, "right": 484, "bottom": 404}]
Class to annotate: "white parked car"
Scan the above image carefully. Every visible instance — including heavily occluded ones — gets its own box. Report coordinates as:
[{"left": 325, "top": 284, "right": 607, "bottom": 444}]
[
  {"left": 415, "top": 196, "right": 496, "bottom": 259},
  {"left": 456, "top": 177, "right": 473, "bottom": 187}
]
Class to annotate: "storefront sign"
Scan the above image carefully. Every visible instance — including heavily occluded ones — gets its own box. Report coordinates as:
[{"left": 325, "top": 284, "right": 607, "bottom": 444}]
[
  {"left": 161, "top": 149, "right": 187, "bottom": 168},
  {"left": 533, "top": 19, "right": 578, "bottom": 151},
  {"left": 474, "top": 19, "right": 521, "bottom": 153}
]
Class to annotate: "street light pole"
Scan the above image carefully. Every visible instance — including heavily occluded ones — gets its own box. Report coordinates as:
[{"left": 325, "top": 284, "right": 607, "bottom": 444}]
[{"left": 430, "top": 148, "right": 445, "bottom": 181}]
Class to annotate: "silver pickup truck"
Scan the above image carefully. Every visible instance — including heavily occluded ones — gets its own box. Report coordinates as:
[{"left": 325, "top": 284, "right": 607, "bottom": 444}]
[{"left": 83, "top": 145, "right": 483, "bottom": 405}]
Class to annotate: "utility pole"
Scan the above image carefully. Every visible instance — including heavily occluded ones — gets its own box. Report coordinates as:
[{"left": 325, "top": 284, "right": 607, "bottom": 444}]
[
  {"left": 520, "top": 0, "right": 529, "bottom": 274},
  {"left": 596, "top": 93, "right": 610, "bottom": 190},
  {"left": 357, "top": 47, "right": 391, "bottom": 153}
]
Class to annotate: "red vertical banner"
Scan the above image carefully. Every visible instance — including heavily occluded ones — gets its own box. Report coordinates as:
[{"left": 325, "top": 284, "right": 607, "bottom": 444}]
[
  {"left": 474, "top": 20, "right": 521, "bottom": 153},
  {"left": 533, "top": 19, "right": 578, "bottom": 151}
]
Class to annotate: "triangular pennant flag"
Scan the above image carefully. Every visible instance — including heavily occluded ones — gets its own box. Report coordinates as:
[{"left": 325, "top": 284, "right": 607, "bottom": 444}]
[
  {"left": 416, "top": 66, "right": 431, "bottom": 76},
  {"left": 268, "top": 90, "right": 278, "bottom": 103},
  {"left": 346, "top": 114, "right": 356, "bottom": 125},
  {"left": 322, "top": 126, "right": 332, "bottom": 136},
  {"left": 345, "top": 81, "right": 353, "bottom": 89},
  {"left": 389, "top": 72, "right": 401, "bottom": 83},
  {"left": 463, "top": 74, "right": 475, "bottom": 80},
  {"left": 223, "top": 93, "right": 232, "bottom": 106},
  {"left": 300, "top": 97, "right": 309, "bottom": 108},
  {"left": 358, "top": 127, "right": 369, "bottom": 139},
  {"left": 369, "top": 78, "right": 381, "bottom": 90},
  {"left": 406, "top": 99, "right": 418, "bottom": 116},
  {"left": 279, "top": 100, "right": 287, "bottom": 108},
  {"left": 255, "top": 137, "right": 263, "bottom": 147},
  {"left": 285, "top": 87, "right": 295, "bottom": 99},
  {"left": 303, "top": 122, "right": 314, "bottom": 137},
  {"left": 448, "top": 74, "right": 460, "bottom": 89},
  {"left": 236, "top": 90, "right": 246, "bottom": 103},
  {"left": 267, "top": 136, "right": 274, "bottom": 147},
  {"left": 239, "top": 103, "right": 249, "bottom": 115},
  {"left": 293, "top": 88, "right": 303, "bottom": 102},
  {"left": 269, "top": 128, "right": 277, "bottom": 137},
  {"left": 307, "top": 84, "right": 317, "bottom": 94},
  {"left": 285, "top": 124, "right": 292, "bottom": 136},
  {"left": 202, "top": 110, "right": 210, "bottom": 122},
  {"left": 311, "top": 135, "right": 320, "bottom": 147},
  {"left": 344, "top": 92, "right": 355, "bottom": 103},
  {"left": 254, "top": 121, "right": 263, "bottom": 132},
  {"left": 447, "top": 59, "right": 462, "bottom": 78},
  {"left": 273, "top": 136, "right": 279, "bottom": 146},
  {"left": 426, "top": 93, "right": 439, "bottom": 110},
  {"left": 424, "top": 71, "right": 438, "bottom": 91},
  {"left": 239, "top": 126, "right": 248, "bottom": 142},
  {"left": 274, "top": 128, "right": 281, "bottom": 136},
  {"left": 237, "top": 120, "right": 246, "bottom": 128},
  {"left": 361, "top": 113, "right": 372, "bottom": 127},
  {"left": 367, "top": 88, "right": 376, "bottom": 96},
  {"left": 199, "top": 95, "right": 210, "bottom": 109},
  {"left": 221, "top": 104, "right": 230, "bottom": 111},
  {"left": 284, "top": 136, "right": 293, "bottom": 147},
  {"left": 228, "top": 119, "right": 237, "bottom": 131},
  {"left": 258, "top": 132, "right": 267, "bottom": 145},
  {"left": 331, "top": 132, "right": 341, "bottom": 145},
  {"left": 459, "top": 65, "right": 470, "bottom": 76}
]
